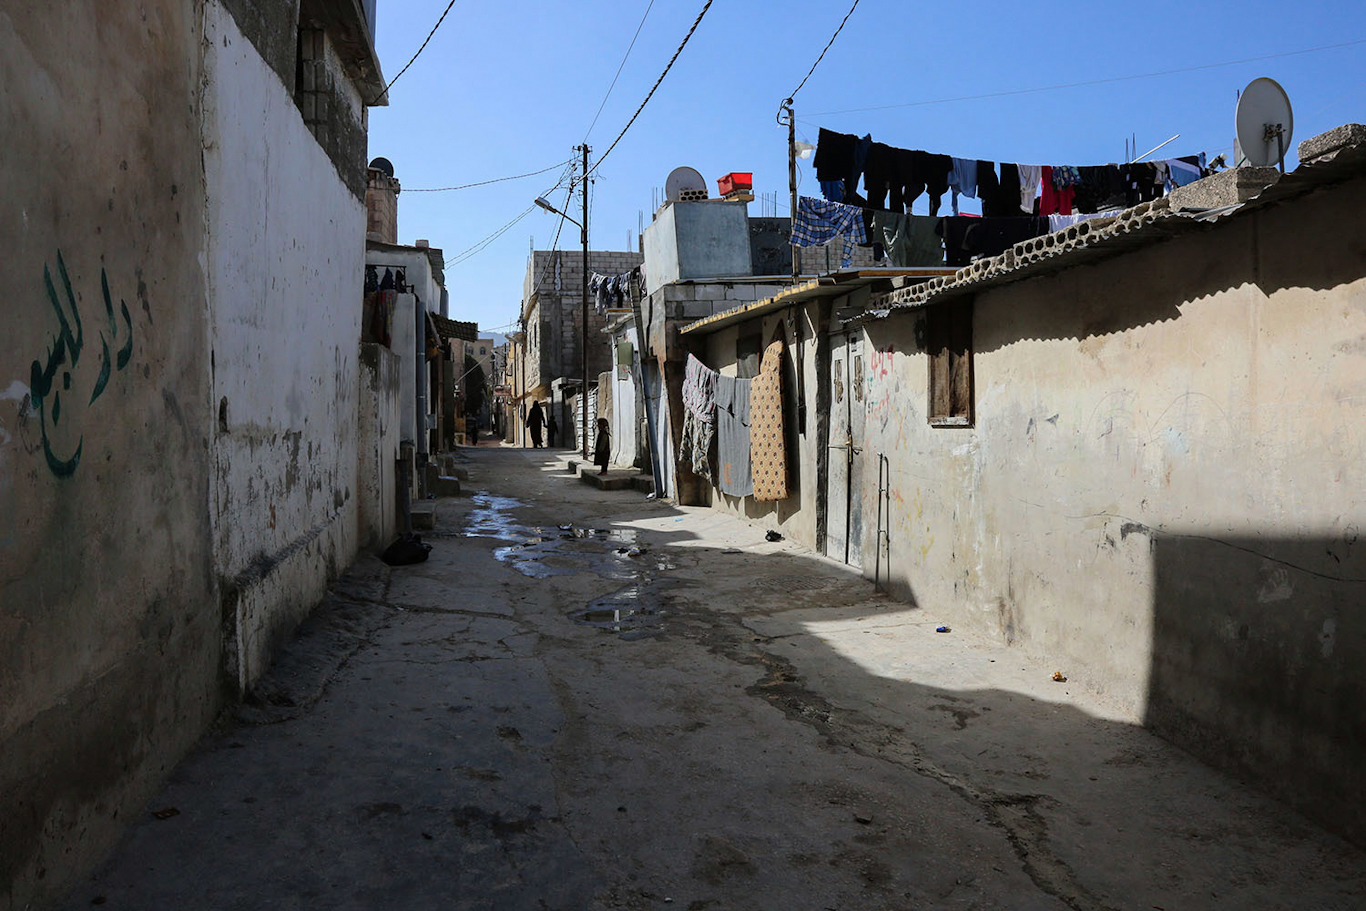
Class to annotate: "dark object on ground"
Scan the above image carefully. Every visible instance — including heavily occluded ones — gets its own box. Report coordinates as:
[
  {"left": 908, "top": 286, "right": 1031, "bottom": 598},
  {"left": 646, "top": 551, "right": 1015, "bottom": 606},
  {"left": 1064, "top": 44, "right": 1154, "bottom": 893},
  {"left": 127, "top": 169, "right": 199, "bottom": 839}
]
[
  {"left": 765, "top": 530, "right": 783, "bottom": 542},
  {"left": 936, "top": 626, "right": 951, "bottom": 633},
  {"left": 381, "top": 534, "right": 432, "bottom": 566}
]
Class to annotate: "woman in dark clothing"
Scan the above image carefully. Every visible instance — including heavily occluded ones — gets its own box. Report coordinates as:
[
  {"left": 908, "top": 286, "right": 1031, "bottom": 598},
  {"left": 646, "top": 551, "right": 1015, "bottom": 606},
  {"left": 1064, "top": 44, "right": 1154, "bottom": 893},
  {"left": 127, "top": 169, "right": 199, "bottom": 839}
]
[
  {"left": 594, "top": 418, "right": 611, "bottom": 475},
  {"left": 527, "top": 401, "right": 545, "bottom": 449},
  {"left": 547, "top": 414, "right": 559, "bottom": 448}
]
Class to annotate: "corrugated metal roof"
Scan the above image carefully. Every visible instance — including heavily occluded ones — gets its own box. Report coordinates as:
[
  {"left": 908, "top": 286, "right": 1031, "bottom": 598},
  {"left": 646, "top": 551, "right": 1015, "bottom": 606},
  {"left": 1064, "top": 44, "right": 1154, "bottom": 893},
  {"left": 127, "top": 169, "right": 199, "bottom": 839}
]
[{"left": 679, "top": 267, "right": 956, "bottom": 335}]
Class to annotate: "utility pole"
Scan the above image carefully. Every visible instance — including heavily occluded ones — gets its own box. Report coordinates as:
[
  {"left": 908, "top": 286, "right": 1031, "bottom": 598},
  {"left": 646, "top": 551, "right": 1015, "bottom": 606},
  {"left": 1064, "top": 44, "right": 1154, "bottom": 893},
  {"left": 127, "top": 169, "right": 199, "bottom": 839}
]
[
  {"left": 783, "top": 100, "right": 798, "bottom": 281},
  {"left": 578, "top": 143, "right": 591, "bottom": 460}
]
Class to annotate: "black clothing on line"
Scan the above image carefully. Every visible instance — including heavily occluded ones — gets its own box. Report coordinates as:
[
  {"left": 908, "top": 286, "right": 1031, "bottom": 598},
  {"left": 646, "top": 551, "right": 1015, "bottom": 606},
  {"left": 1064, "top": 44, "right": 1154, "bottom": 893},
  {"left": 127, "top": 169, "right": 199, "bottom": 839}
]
[
  {"left": 814, "top": 128, "right": 857, "bottom": 182},
  {"left": 937, "top": 216, "right": 1050, "bottom": 267}
]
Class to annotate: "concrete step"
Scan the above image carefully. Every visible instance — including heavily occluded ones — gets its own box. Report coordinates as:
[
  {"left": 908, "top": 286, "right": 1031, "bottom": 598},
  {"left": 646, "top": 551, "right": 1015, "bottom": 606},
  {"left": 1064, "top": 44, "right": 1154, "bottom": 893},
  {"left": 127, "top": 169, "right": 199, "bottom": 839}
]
[
  {"left": 632, "top": 475, "right": 655, "bottom": 495},
  {"left": 579, "top": 470, "right": 636, "bottom": 491},
  {"left": 410, "top": 502, "right": 436, "bottom": 531},
  {"left": 430, "top": 476, "right": 462, "bottom": 497}
]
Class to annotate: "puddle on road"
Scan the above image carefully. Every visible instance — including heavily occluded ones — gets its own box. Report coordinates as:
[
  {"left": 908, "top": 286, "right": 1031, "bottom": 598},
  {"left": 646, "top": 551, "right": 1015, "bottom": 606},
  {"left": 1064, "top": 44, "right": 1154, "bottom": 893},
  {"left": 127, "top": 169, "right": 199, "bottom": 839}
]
[
  {"left": 571, "top": 583, "right": 669, "bottom": 640},
  {"left": 463, "top": 493, "right": 649, "bottom": 583},
  {"left": 461, "top": 492, "right": 687, "bottom": 639}
]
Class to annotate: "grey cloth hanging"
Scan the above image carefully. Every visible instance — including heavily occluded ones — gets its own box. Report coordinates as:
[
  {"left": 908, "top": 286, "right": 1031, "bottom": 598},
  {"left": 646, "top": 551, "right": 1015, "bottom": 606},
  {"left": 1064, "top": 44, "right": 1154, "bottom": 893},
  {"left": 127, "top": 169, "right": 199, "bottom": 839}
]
[{"left": 714, "top": 374, "right": 753, "bottom": 498}]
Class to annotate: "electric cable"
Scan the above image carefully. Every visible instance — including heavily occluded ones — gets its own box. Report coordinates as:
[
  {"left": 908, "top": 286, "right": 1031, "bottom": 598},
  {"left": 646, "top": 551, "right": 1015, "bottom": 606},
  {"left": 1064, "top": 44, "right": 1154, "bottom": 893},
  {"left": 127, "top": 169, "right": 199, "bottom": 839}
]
[
  {"left": 781, "top": 0, "right": 861, "bottom": 107},
  {"left": 445, "top": 164, "right": 574, "bottom": 268},
  {"left": 587, "top": 0, "right": 714, "bottom": 177},
  {"left": 372, "top": 0, "right": 460, "bottom": 104},
  {"left": 584, "top": 0, "right": 657, "bottom": 141},
  {"left": 806, "top": 37, "right": 1366, "bottom": 117},
  {"left": 406, "top": 159, "right": 573, "bottom": 193}
]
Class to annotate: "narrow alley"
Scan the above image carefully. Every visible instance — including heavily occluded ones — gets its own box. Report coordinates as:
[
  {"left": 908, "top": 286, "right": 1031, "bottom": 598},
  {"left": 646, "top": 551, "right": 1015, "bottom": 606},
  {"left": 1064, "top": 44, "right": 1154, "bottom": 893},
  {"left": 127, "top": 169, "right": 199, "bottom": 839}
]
[{"left": 64, "top": 448, "right": 1366, "bottom": 911}]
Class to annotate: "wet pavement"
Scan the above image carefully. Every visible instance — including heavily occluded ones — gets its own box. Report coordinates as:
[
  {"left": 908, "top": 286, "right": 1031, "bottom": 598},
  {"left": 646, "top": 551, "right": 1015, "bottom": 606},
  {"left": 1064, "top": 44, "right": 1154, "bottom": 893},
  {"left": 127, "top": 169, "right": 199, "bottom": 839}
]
[{"left": 63, "top": 448, "right": 1366, "bottom": 910}]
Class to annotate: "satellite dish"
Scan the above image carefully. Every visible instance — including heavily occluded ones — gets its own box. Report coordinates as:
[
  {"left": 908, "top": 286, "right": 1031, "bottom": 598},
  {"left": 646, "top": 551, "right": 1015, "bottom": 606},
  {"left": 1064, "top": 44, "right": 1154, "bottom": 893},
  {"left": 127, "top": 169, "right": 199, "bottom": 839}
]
[
  {"left": 369, "top": 156, "right": 395, "bottom": 177},
  {"left": 665, "top": 166, "right": 708, "bottom": 202},
  {"left": 1235, "top": 78, "right": 1293, "bottom": 171}
]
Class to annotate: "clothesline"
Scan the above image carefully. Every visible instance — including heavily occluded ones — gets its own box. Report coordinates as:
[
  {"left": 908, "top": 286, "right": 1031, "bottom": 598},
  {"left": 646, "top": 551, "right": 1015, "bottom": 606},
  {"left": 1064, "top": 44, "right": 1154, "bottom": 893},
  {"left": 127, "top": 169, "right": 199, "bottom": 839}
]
[
  {"left": 589, "top": 266, "right": 646, "bottom": 315},
  {"left": 790, "top": 195, "right": 1116, "bottom": 269},
  {"left": 812, "top": 126, "right": 1208, "bottom": 219}
]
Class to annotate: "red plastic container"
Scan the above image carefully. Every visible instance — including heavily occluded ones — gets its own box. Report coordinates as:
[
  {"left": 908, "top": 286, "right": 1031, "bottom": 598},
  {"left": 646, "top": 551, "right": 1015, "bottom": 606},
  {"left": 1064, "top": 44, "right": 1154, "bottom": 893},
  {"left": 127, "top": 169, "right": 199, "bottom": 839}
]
[{"left": 717, "top": 172, "right": 753, "bottom": 196}]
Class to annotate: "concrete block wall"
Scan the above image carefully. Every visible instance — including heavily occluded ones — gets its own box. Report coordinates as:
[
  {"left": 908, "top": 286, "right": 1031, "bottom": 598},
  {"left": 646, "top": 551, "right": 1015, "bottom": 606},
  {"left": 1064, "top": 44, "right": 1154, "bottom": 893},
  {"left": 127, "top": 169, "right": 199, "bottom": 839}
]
[{"left": 523, "top": 250, "right": 643, "bottom": 386}]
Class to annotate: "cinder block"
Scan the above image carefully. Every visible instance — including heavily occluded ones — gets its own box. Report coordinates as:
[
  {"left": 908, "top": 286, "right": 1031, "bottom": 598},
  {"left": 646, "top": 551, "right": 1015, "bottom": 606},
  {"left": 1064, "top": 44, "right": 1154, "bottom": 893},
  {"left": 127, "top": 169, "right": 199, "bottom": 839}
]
[
  {"left": 1297, "top": 123, "right": 1366, "bottom": 162},
  {"left": 411, "top": 502, "right": 436, "bottom": 530},
  {"left": 431, "top": 475, "right": 461, "bottom": 497},
  {"left": 1169, "top": 167, "right": 1279, "bottom": 209}
]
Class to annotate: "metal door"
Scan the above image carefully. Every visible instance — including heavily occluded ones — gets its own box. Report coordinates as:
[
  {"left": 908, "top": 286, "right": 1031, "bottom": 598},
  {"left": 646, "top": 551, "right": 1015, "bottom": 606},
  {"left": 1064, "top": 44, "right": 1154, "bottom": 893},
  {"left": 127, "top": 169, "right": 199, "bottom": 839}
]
[{"left": 825, "top": 333, "right": 864, "bottom": 566}]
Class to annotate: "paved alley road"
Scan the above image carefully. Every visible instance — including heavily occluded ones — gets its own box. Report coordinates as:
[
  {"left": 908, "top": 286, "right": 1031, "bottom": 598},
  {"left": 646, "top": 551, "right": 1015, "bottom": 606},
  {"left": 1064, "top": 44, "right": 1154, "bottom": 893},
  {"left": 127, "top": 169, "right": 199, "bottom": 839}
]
[{"left": 66, "top": 448, "right": 1366, "bottom": 910}]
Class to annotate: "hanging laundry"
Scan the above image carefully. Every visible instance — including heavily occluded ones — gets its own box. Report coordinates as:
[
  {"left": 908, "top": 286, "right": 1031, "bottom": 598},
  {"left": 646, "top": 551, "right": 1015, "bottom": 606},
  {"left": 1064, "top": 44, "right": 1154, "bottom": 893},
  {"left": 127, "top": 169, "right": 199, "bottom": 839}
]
[
  {"left": 1039, "top": 165, "right": 1074, "bottom": 216},
  {"left": 714, "top": 374, "right": 753, "bottom": 498},
  {"left": 680, "top": 354, "right": 718, "bottom": 480},
  {"left": 749, "top": 340, "right": 788, "bottom": 502},
  {"left": 983, "top": 163, "right": 1021, "bottom": 216},
  {"left": 872, "top": 211, "right": 944, "bottom": 266},
  {"left": 1073, "top": 165, "right": 1126, "bottom": 213},
  {"left": 1121, "top": 162, "right": 1162, "bottom": 206},
  {"left": 814, "top": 128, "right": 857, "bottom": 182},
  {"left": 1047, "top": 212, "right": 1111, "bottom": 232},
  {"left": 949, "top": 158, "right": 978, "bottom": 215},
  {"left": 862, "top": 142, "right": 897, "bottom": 211},
  {"left": 937, "top": 216, "right": 1050, "bottom": 267},
  {"left": 1051, "top": 166, "right": 1082, "bottom": 189},
  {"left": 820, "top": 180, "right": 845, "bottom": 204},
  {"left": 918, "top": 151, "right": 953, "bottom": 216},
  {"left": 1165, "top": 155, "right": 1205, "bottom": 188},
  {"left": 975, "top": 161, "right": 1001, "bottom": 215},
  {"left": 791, "top": 196, "right": 867, "bottom": 268},
  {"left": 1017, "top": 164, "right": 1042, "bottom": 215}
]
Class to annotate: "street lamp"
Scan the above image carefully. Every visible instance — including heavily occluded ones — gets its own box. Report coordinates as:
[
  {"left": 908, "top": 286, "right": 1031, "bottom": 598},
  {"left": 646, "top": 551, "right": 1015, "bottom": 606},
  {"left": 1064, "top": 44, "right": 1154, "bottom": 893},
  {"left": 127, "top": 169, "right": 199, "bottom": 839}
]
[{"left": 532, "top": 145, "right": 591, "bottom": 461}]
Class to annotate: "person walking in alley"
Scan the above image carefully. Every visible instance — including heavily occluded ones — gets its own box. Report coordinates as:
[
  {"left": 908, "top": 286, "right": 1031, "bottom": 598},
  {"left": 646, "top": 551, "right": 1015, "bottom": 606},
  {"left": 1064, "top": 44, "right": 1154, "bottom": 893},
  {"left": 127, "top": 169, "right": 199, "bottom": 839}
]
[
  {"left": 547, "top": 412, "right": 558, "bottom": 449},
  {"left": 527, "top": 401, "right": 545, "bottom": 449},
  {"left": 594, "top": 418, "right": 611, "bottom": 475}
]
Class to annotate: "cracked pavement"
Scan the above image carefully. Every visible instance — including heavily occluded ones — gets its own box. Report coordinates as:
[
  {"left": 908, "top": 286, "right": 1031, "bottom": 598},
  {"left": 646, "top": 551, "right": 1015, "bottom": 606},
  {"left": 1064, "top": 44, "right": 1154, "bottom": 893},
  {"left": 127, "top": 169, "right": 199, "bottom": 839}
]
[{"left": 64, "top": 448, "right": 1366, "bottom": 910}]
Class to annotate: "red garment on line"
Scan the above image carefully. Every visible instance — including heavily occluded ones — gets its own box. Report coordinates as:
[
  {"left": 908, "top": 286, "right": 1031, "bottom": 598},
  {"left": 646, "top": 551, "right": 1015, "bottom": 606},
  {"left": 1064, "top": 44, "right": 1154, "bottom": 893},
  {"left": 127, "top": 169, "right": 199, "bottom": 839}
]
[{"left": 1039, "top": 165, "right": 1074, "bottom": 216}]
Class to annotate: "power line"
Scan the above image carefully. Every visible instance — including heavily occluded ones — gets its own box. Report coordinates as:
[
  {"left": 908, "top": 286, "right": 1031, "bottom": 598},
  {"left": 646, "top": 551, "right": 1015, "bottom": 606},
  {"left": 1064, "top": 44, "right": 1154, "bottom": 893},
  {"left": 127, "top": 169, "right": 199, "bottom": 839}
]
[
  {"left": 406, "top": 159, "right": 573, "bottom": 193},
  {"left": 588, "top": 0, "right": 715, "bottom": 177},
  {"left": 373, "top": 0, "right": 459, "bottom": 104},
  {"left": 445, "top": 165, "right": 574, "bottom": 268},
  {"left": 807, "top": 37, "right": 1366, "bottom": 117},
  {"left": 584, "top": 0, "right": 657, "bottom": 141},
  {"left": 781, "top": 0, "right": 861, "bottom": 106}
]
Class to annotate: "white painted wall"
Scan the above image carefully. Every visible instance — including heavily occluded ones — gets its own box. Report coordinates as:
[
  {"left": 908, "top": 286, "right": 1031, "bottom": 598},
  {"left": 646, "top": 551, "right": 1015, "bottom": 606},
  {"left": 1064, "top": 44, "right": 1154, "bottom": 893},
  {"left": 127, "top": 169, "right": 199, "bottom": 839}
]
[{"left": 202, "top": 2, "right": 362, "bottom": 690}]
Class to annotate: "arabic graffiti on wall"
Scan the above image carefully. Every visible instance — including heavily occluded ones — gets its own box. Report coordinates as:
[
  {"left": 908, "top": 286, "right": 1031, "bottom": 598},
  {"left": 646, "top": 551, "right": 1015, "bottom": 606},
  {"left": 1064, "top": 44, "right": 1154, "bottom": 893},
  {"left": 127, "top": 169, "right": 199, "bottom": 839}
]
[{"left": 27, "top": 251, "right": 137, "bottom": 477}]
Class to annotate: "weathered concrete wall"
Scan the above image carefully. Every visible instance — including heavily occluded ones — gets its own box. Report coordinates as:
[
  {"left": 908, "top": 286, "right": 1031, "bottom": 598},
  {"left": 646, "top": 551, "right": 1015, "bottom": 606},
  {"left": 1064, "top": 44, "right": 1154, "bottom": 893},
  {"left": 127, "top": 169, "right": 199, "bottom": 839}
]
[
  {"left": 358, "top": 342, "right": 401, "bottom": 550},
  {"left": 203, "top": 2, "right": 361, "bottom": 692},
  {"left": 643, "top": 202, "right": 752, "bottom": 294},
  {"left": 860, "top": 177, "right": 1366, "bottom": 844},
  {"left": 0, "top": 4, "right": 218, "bottom": 906}
]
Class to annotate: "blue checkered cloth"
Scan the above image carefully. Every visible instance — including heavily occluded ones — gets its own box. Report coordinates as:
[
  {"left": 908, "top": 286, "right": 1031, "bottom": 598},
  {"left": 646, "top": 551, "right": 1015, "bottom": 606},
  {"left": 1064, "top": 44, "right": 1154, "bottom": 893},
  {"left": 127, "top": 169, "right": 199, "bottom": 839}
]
[{"left": 791, "top": 196, "right": 867, "bottom": 267}]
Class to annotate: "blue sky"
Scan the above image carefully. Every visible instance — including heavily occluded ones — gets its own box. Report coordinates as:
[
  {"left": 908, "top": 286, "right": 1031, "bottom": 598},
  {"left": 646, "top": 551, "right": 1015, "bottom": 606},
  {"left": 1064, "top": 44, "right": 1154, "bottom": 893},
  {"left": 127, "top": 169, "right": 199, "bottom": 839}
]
[{"left": 367, "top": 0, "right": 1366, "bottom": 335}]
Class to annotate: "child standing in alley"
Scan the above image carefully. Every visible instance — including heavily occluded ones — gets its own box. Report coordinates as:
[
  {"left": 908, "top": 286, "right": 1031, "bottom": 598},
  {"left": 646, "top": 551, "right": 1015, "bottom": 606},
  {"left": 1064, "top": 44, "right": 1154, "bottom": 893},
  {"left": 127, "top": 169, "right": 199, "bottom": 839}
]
[{"left": 594, "top": 418, "right": 611, "bottom": 476}]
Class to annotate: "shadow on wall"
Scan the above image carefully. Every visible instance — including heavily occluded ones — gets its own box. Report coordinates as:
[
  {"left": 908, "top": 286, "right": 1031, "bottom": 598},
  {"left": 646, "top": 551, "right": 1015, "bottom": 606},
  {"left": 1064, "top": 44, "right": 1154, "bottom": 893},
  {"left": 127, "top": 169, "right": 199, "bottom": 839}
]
[
  {"left": 1144, "top": 529, "right": 1366, "bottom": 848},
  {"left": 970, "top": 191, "right": 1366, "bottom": 356}
]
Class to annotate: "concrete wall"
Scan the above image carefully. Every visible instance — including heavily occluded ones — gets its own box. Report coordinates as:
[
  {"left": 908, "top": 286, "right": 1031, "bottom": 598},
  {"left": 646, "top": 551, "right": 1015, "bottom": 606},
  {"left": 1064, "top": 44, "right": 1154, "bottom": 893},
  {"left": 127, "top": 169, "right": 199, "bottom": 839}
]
[
  {"left": 0, "top": 4, "right": 218, "bottom": 905},
  {"left": 643, "top": 201, "right": 752, "bottom": 294},
  {"left": 860, "top": 177, "right": 1366, "bottom": 845},
  {"left": 358, "top": 342, "right": 401, "bottom": 550},
  {"left": 204, "top": 2, "right": 362, "bottom": 694},
  {"left": 0, "top": 2, "right": 380, "bottom": 902}
]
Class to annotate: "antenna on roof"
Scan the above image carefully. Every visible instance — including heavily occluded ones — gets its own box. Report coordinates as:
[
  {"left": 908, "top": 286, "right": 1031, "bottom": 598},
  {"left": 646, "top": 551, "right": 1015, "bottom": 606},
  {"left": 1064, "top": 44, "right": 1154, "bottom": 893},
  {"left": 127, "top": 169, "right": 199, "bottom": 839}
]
[{"left": 1235, "top": 77, "right": 1294, "bottom": 173}]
